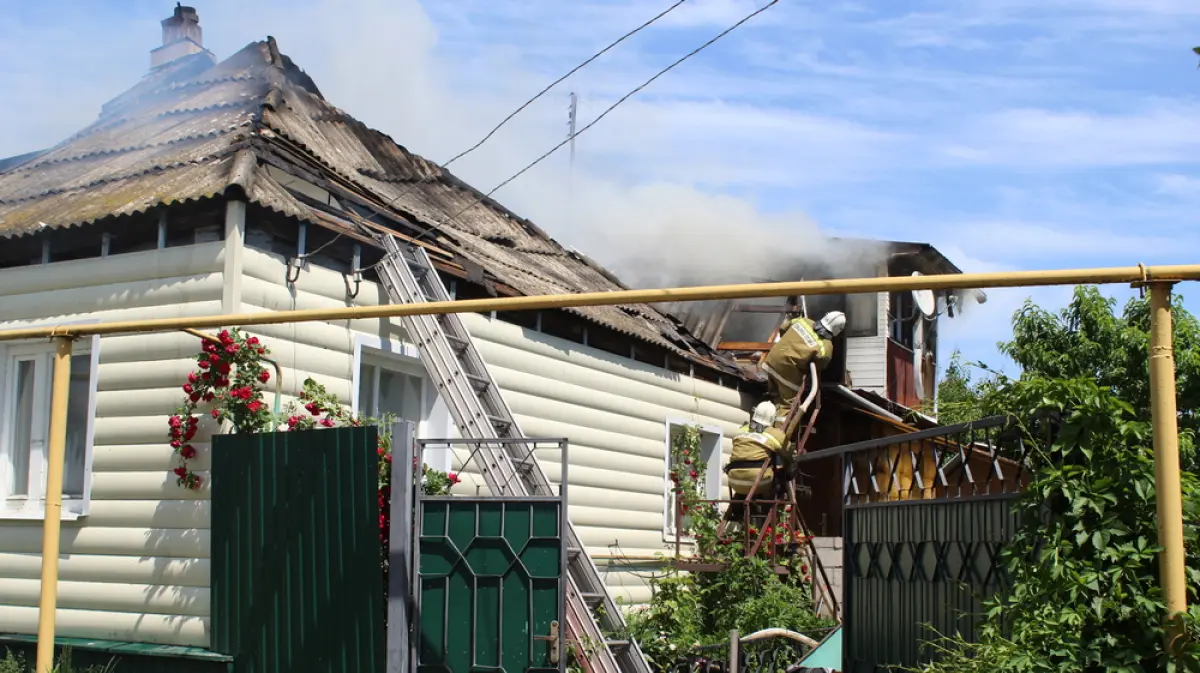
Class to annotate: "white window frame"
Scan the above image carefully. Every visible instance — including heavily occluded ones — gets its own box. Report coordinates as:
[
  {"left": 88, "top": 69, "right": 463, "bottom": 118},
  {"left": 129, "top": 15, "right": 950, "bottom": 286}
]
[
  {"left": 0, "top": 331, "right": 100, "bottom": 521},
  {"left": 663, "top": 419, "right": 724, "bottom": 541},
  {"left": 351, "top": 334, "right": 453, "bottom": 472}
]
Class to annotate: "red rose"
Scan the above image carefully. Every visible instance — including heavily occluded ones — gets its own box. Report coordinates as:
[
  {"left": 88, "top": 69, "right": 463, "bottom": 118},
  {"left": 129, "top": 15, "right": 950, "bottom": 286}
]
[
  {"left": 305, "top": 402, "right": 321, "bottom": 415},
  {"left": 247, "top": 400, "right": 264, "bottom": 413},
  {"left": 168, "top": 416, "right": 181, "bottom": 428},
  {"left": 800, "top": 564, "right": 808, "bottom": 574},
  {"left": 216, "top": 362, "right": 231, "bottom": 375},
  {"left": 287, "top": 416, "right": 300, "bottom": 428},
  {"left": 384, "top": 453, "right": 392, "bottom": 463},
  {"left": 257, "top": 347, "right": 266, "bottom": 355},
  {"left": 174, "top": 466, "right": 188, "bottom": 477},
  {"left": 182, "top": 383, "right": 193, "bottom": 394},
  {"left": 198, "top": 360, "right": 210, "bottom": 370},
  {"left": 188, "top": 416, "right": 198, "bottom": 426},
  {"left": 319, "top": 417, "right": 334, "bottom": 428},
  {"left": 211, "top": 409, "right": 221, "bottom": 419},
  {"left": 258, "top": 370, "right": 271, "bottom": 383},
  {"left": 247, "top": 336, "right": 259, "bottom": 345},
  {"left": 180, "top": 445, "right": 197, "bottom": 459},
  {"left": 189, "top": 476, "right": 203, "bottom": 490},
  {"left": 203, "top": 392, "right": 215, "bottom": 402},
  {"left": 689, "top": 470, "right": 698, "bottom": 479},
  {"left": 187, "top": 372, "right": 199, "bottom": 384},
  {"left": 189, "top": 392, "right": 201, "bottom": 403},
  {"left": 219, "top": 330, "right": 231, "bottom": 342},
  {"left": 209, "top": 354, "right": 221, "bottom": 363},
  {"left": 225, "top": 344, "right": 239, "bottom": 354},
  {"left": 448, "top": 472, "right": 461, "bottom": 485}
]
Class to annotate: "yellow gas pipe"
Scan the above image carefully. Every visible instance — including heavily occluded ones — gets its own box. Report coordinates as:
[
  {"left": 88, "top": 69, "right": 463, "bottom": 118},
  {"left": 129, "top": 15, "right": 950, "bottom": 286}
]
[
  {"left": 23, "top": 262, "right": 1198, "bottom": 666},
  {"left": 35, "top": 336, "right": 73, "bottom": 673},
  {"left": 1148, "top": 283, "right": 1187, "bottom": 656}
]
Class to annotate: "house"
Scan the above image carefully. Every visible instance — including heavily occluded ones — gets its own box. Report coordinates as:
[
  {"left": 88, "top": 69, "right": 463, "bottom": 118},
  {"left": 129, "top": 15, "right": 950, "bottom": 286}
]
[{"left": 0, "top": 4, "right": 977, "bottom": 657}]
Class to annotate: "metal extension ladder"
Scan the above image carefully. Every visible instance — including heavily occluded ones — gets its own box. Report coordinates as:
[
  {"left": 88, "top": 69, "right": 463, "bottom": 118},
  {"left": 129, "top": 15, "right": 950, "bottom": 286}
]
[{"left": 374, "top": 234, "right": 652, "bottom": 673}]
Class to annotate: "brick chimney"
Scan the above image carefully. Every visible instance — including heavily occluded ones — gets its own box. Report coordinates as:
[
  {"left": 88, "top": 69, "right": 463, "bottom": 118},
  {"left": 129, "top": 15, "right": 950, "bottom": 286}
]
[{"left": 150, "top": 3, "right": 212, "bottom": 69}]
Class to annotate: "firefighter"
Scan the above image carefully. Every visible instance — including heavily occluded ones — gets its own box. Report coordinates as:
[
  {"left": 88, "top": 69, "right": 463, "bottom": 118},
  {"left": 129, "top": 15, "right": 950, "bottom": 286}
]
[
  {"left": 761, "top": 310, "right": 845, "bottom": 414},
  {"left": 725, "top": 401, "right": 790, "bottom": 498}
]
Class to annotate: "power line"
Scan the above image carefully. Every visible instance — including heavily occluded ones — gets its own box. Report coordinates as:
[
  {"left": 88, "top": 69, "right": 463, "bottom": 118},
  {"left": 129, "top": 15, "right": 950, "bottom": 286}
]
[
  {"left": 438, "top": 0, "right": 690, "bottom": 170},
  {"left": 368, "top": 0, "right": 691, "bottom": 222},
  {"left": 410, "top": 0, "right": 780, "bottom": 243}
]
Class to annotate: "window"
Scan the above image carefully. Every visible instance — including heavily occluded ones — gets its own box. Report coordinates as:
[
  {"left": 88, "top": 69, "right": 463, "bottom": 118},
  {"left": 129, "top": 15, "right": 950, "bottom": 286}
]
[
  {"left": 353, "top": 337, "right": 454, "bottom": 472},
  {"left": 845, "top": 293, "right": 879, "bottom": 338},
  {"left": 356, "top": 356, "right": 425, "bottom": 425},
  {"left": 663, "top": 421, "right": 724, "bottom": 540},
  {"left": 0, "top": 338, "right": 99, "bottom": 518}
]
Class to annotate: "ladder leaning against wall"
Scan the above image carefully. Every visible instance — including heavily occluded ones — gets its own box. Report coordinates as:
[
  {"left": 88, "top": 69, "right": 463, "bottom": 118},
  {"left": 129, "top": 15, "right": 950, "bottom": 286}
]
[{"left": 373, "top": 233, "right": 653, "bottom": 673}]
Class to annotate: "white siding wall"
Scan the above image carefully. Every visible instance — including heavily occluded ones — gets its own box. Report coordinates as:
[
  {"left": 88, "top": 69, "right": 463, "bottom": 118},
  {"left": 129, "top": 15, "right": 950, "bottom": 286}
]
[
  {"left": 242, "top": 244, "right": 750, "bottom": 609},
  {"left": 844, "top": 291, "right": 889, "bottom": 393},
  {"left": 0, "top": 242, "right": 226, "bottom": 647}
]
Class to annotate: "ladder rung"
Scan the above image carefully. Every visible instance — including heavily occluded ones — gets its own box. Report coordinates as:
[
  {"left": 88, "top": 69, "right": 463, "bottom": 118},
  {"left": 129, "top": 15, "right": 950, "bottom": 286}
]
[
  {"left": 465, "top": 373, "right": 490, "bottom": 390},
  {"left": 580, "top": 592, "right": 605, "bottom": 606},
  {"left": 486, "top": 414, "right": 512, "bottom": 428},
  {"left": 445, "top": 334, "right": 468, "bottom": 349},
  {"left": 605, "top": 640, "right": 632, "bottom": 649}
]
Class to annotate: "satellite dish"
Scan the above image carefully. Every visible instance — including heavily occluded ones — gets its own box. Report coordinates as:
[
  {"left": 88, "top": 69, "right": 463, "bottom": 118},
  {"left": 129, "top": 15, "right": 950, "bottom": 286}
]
[{"left": 911, "top": 271, "right": 936, "bottom": 317}]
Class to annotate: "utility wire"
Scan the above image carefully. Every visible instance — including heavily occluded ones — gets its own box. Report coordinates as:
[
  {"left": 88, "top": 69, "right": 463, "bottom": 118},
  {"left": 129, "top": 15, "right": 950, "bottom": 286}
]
[
  {"left": 410, "top": 0, "right": 780, "bottom": 243},
  {"left": 438, "top": 0, "right": 690, "bottom": 170},
  {"left": 369, "top": 0, "right": 691, "bottom": 222}
]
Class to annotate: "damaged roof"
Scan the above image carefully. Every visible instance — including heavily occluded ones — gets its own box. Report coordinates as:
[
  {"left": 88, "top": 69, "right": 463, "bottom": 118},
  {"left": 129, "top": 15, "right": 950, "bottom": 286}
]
[{"left": 0, "top": 38, "right": 742, "bottom": 377}]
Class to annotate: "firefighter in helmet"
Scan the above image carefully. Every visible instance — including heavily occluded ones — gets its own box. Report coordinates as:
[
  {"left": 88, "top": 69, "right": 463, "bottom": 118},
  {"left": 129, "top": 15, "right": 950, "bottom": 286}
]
[
  {"left": 761, "top": 310, "right": 845, "bottom": 416},
  {"left": 725, "top": 401, "right": 790, "bottom": 499}
]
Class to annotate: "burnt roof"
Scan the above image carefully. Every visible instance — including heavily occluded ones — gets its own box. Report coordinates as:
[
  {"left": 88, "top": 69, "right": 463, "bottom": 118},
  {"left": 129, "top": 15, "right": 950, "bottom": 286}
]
[{"left": 0, "top": 38, "right": 742, "bottom": 377}]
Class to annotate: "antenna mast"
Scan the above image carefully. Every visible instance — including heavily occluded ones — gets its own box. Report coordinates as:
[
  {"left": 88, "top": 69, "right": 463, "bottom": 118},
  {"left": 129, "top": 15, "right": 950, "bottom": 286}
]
[{"left": 567, "top": 92, "right": 578, "bottom": 225}]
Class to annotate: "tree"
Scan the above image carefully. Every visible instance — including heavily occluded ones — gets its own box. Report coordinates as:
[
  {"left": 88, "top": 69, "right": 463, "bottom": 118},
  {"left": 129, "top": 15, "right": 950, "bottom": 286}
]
[
  {"left": 917, "top": 377, "right": 1200, "bottom": 672},
  {"left": 937, "top": 285, "right": 1200, "bottom": 469}
]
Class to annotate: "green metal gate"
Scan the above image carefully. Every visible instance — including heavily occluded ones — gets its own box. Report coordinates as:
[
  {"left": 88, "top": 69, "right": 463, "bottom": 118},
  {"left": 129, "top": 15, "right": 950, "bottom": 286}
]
[
  {"left": 796, "top": 416, "right": 1030, "bottom": 673},
  {"left": 413, "top": 438, "right": 568, "bottom": 673}
]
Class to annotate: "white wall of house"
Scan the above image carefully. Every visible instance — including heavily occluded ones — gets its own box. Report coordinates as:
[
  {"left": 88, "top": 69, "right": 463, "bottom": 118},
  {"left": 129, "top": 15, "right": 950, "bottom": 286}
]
[
  {"left": 0, "top": 240, "right": 226, "bottom": 648},
  {"left": 843, "top": 291, "right": 889, "bottom": 393},
  {"left": 243, "top": 240, "right": 750, "bottom": 609}
]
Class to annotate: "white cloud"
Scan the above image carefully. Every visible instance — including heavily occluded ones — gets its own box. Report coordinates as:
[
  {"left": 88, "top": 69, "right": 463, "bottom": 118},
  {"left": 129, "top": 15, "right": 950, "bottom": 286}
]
[{"left": 940, "top": 106, "right": 1200, "bottom": 168}]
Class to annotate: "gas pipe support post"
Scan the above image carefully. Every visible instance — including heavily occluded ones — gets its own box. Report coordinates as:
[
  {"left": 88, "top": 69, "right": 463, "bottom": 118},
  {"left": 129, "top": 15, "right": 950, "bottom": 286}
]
[
  {"left": 1148, "top": 282, "right": 1188, "bottom": 655},
  {"left": 36, "top": 336, "right": 74, "bottom": 673}
]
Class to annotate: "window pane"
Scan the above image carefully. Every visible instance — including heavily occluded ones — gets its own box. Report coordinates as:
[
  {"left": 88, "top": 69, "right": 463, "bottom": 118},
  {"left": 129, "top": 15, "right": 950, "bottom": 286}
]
[
  {"left": 846, "top": 293, "right": 878, "bottom": 337},
  {"left": 63, "top": 354, "right": 90, "bottom": 497},
  {"left": 377, "top": 369, "right": 422, "bottom": 424},
  {"left": 358, "top": 364, "right": 377, "bottom": 418},
  {"left": 9, "top": 360, "right": 35, "bottom": 497}
]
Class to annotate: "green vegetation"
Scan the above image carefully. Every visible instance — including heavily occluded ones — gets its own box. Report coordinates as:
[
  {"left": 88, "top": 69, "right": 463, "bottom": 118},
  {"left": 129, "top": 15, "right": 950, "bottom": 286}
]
[
  {"left": 913, "top": 286, "right": 1200, "bottom": 671},
  {"left": 617, "top": 424, "right": 832, "bottom": 671},
  {"left": 0, "top": 649, "right": 117, "bottom": 673}
]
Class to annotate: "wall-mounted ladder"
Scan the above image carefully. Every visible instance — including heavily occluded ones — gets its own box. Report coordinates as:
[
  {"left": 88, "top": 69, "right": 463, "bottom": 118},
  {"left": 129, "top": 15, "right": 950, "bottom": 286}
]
[{"left": 374, "top": 234, "right": 651, "bottom": 673}]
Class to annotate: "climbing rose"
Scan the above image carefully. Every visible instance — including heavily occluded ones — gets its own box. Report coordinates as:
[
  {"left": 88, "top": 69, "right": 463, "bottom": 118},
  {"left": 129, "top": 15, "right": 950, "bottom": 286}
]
[
  {"left": 258, "top": 370, "right": 271, "bottom": 383},
  {"left": 180, "top": 445, "right": 197, "bottom": 459}
]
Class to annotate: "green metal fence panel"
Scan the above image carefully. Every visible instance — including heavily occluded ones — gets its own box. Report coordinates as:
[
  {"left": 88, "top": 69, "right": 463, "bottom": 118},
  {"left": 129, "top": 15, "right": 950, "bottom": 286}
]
[
  {"left": 821, "top": 416, "right": 1031, "bottom": 673},
  {"left": 842, "top": 498, "right": 1019, "bottom": 673},
  {"left": 416, "top": 498, "right": 564, "bottom": 673},
  {"left": 211, "top": 426, "right": 384, "bottom": 673}
]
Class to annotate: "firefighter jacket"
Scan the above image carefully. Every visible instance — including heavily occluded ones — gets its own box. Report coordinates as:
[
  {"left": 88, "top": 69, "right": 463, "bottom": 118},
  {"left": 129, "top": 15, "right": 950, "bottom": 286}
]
[
  {"left": 761, "top": 317, "right": 833, "bottom": 397},
  {"left": 726, "top": 425, "right": 788, "bottom": 497}
]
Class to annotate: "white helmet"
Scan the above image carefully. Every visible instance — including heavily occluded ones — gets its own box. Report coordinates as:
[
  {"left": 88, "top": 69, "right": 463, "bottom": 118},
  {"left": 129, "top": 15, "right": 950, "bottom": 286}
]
[
  {"left": 751, "top": 401, "right": 777, "bottom": 428},
  {"left": 819, "top": 311, "right": 846, "bottom": 337}
]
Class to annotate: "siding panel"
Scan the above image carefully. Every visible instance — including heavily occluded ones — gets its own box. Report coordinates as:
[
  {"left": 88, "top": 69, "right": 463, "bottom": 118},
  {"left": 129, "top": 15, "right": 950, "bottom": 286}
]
[{"left": 0, "top": 244, "right": 223, "bottom": 647}]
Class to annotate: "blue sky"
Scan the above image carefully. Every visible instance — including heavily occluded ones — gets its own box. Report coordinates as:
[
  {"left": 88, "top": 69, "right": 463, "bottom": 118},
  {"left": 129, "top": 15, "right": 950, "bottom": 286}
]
[{"left": 2, "top": 0, "right": 1198, "bottom": 379}]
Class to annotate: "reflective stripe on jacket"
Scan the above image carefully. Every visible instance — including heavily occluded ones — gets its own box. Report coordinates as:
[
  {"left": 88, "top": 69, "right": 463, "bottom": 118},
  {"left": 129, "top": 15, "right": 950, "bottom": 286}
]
[{"left": 762, "top": 317, "right": 833, "bottom": 392}]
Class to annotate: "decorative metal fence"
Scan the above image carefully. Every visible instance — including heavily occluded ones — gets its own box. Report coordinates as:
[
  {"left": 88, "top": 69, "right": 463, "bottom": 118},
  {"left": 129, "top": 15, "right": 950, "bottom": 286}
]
[{"left": 798, "top": 416, "right": 1031, "bottom": 673}]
